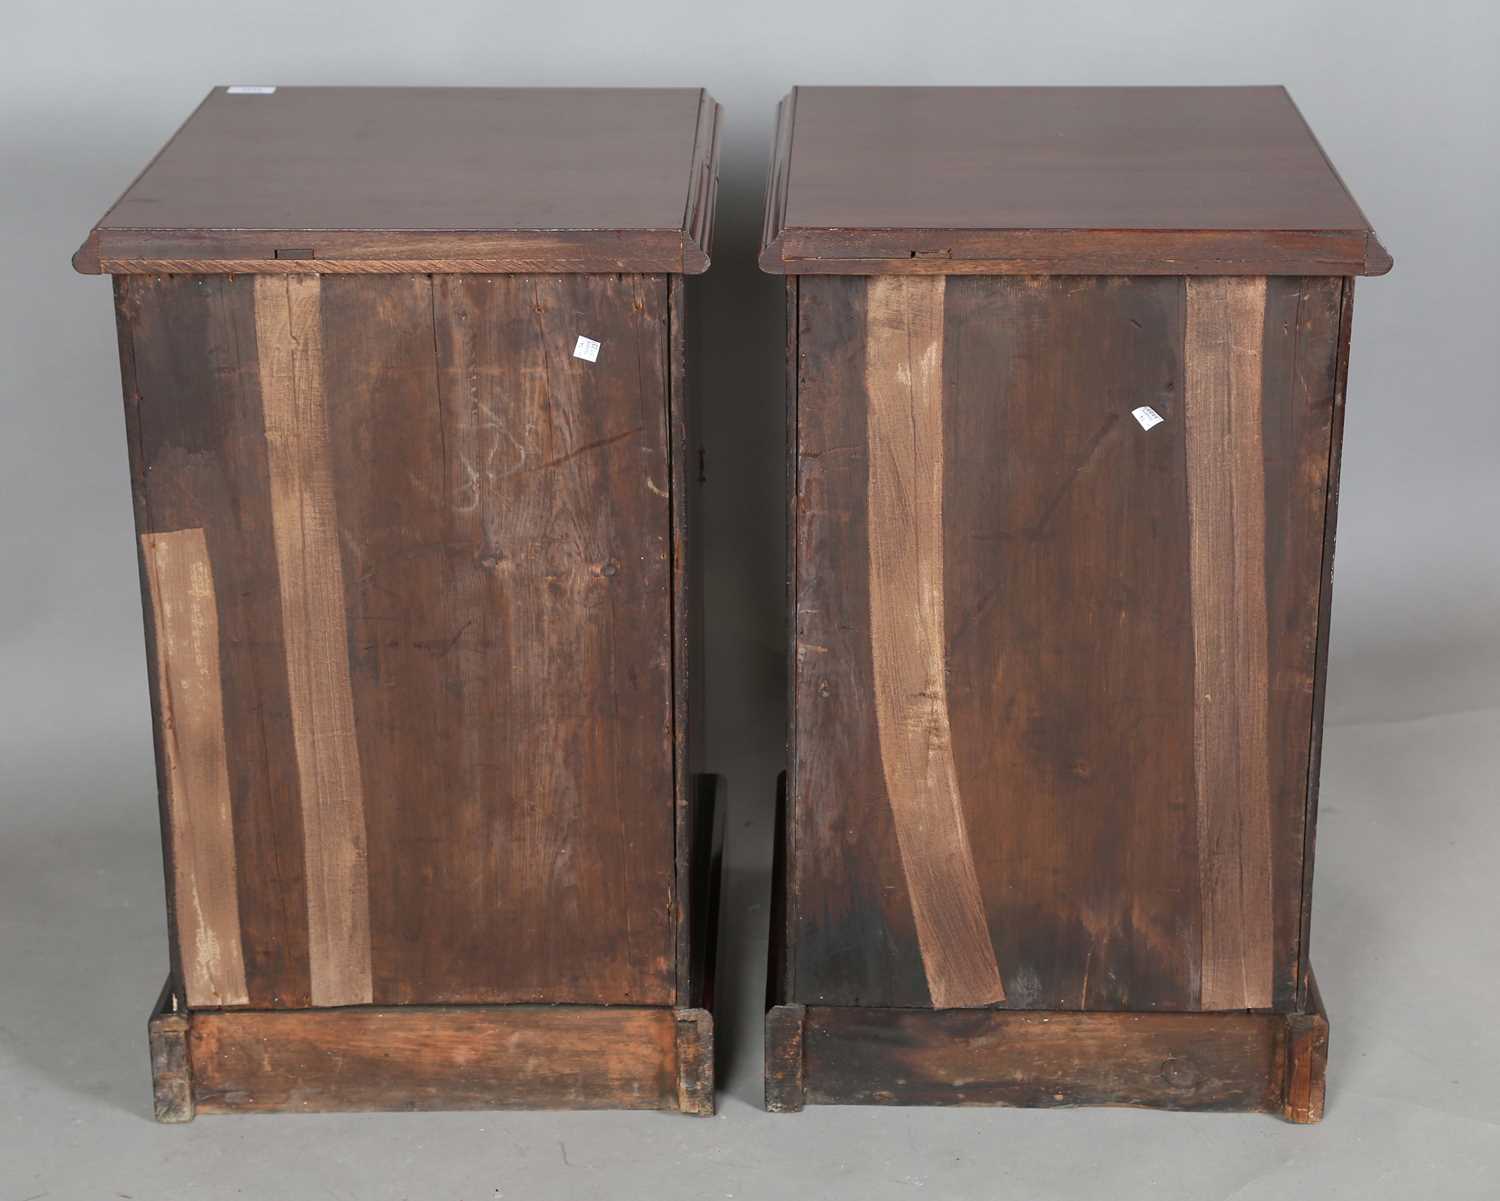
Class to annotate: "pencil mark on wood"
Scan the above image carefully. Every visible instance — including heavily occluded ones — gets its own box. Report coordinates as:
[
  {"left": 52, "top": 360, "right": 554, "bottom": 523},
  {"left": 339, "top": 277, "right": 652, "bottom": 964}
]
[
  {"left": 1184, "top": 275, "right": 1274, "bottom": 1010},
  {"left": 255, "top": 273, "right": 373, "bottom": 1006},
  {"left": 864, "top": 274, "right": 1005, "bottom": 1008},
  {"left": 141, "top": 527, "right": 249, "bottom": 1007}
]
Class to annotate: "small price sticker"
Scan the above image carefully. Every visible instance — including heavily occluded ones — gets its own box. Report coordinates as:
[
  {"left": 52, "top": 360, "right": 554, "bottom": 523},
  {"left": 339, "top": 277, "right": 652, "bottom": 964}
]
[
  {"left": 573, "top": 335, "right": 601, "bottom": 363},
  {"left": 1131, "top": 405, "right": 1165, "bottom": 431},
  {"left": 227, "top": 86, "right": 277, "bottom": 95}
]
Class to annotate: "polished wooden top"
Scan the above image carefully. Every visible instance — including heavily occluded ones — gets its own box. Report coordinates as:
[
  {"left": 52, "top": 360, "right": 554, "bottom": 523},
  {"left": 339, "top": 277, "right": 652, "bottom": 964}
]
[
  {"left": 760, "top": 86, "right": 1390, "bottom": 275},
  {"left": 75, "top": 87, "right": 720, "bottom": 274}
]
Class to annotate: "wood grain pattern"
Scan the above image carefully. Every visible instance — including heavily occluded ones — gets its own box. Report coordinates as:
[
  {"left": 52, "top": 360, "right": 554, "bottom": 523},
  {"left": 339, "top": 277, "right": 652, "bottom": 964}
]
[
  {"left": 801, "top": 1004, "right": 1290, "bottom": 1113},
  {"left": 75, "top": 87, "right": 720, "bottom": 274},
  {"left": 790, "top": 275, "right": 1342, "bottom": 1015},
  {"left": 187, "top": 1005, "right": 679, "bottom": 1113},
  {"left": 943, "top": 275, "right": 1199, "bottom": 1012},
  {"left": 793, "top": 278, "right": 927, "bottom": 1007},
  {"left": 140, "top": 527, "right": 249, "bottom": 1009},
  {"left": 864, "top": 276, "right": 1004, "bottom": 1009},
  {"left": 1184, "top": 276, "right": 1275, "bottom": 1010},
  {"left": 323, "top": 274, "right": 674, "bottom": 1006},
  {"left": 117, "top": 274, "right": 313, "bottom": 1008},
  {"left": 254, "top": 274, "right": 373, "bottom": 1007},
  {"left": 759, "top": 87, "right": 1392, "bottom": 276}
]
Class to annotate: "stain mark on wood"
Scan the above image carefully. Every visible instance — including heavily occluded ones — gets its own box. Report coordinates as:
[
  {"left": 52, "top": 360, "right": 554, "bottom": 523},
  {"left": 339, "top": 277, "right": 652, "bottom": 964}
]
[
  {"left": 254, "top": 273, "right": 373, "bottom": 1007},
  {"left": 863, "top": 275, "right": 1005, "bottom": 1008},
  {"left": 1184, "top": 275, "right": 1275, "bottom": 1010},
  {"left": 141, "top": 526, "right": 249, "bottom": 1008}
]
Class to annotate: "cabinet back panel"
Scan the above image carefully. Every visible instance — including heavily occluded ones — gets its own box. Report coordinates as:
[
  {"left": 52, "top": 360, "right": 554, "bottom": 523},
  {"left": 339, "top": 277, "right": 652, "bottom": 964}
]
[
  {"left": 119, "top": 272, "right": 676, "bottom": 1009},
  {"left": 790, "top": 274, "right": 1341, "bottom": 1012}
]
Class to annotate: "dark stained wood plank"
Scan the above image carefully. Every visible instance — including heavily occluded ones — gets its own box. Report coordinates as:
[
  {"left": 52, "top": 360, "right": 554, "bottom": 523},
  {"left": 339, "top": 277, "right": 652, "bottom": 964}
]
[
  {"left": 254, "top": 274, "right": 373, "bottom": 1008},
  {"left": 792, "top": 276, "right": 928, "bottom": 1007},
  {"left": 140, "top": 527, "right": 248, "bottom": 1008},
  {"left": 1260, "top": 277, "right": 1343, "bottom": 1009},
  {"left": 321, "top": 273, "right": 675, "bottom": 1006},
  {"left": 1297, "top": 280, "right": 1357, "bottom": 1011},
  {"left": 187, "top": 1004, "right": 679, "bottom": 1114},
  {"left": 760, "top": 87, "right": 1391, "bottom": 276},
  {"left": 800, "top": 1003, "right": 1295, "bottom": 1114},
  {"left": 943, "top": 275, "right": 1199, "bottom": 1012},
  {"left": 117, "top": 274, "right": 313, "bottom": 1009},
  {"left": 864, "top": 276, "right": 1003, "bottom": 1008},
  {"left": 75, "top": 87, "right": 721, "bottom": 274},
  {"left": 1184, "top": 276, "right": 1275, "bottom": 1010}
]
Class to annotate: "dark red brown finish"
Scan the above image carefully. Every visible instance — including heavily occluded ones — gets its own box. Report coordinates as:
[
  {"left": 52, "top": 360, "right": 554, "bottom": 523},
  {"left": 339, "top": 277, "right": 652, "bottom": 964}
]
[
  {"left": 74, "top": 87, "right": 721, "bottom": 273},
  {"left": 761, "top": 87, "right": 1391, "bottom": 275}
]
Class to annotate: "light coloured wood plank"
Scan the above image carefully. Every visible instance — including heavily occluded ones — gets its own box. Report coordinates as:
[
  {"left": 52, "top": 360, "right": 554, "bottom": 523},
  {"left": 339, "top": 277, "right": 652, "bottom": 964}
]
[
  {"left": 141, "top": 527, "right": 249, "bottom": 1008},
  {"left": 255, "top": 274, "right": 373, "bottom": 1007},
  {"left": 864, "top": 275, "right": 1005, "bottom": 1008},
  {"left": 1184, "top": 275, "right": 1275, "bottom": 1010}
]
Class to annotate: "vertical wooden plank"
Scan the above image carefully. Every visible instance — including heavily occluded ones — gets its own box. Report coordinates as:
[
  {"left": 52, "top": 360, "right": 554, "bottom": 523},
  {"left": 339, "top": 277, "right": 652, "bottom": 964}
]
[
  {"left": 254, "top": 273, "right": 373, "bottom": 1008},
  {"left": 118, "top": 274, "right": 312, "bottom": 1009},
  {"left": 864, "top": 275, "right": 1004, "bottom": 1009},
  {"left": 141, "top": 526, "right": 249, "bottom": 1008},
  {"left": 1184, "top": 276, "right": 1275, "bottom": 1010},
  {"left": 794, "top": 277, "right": 928, "bottom": 1007},
  {"left": 944, "top": 276, "right": 1198, "bottom": 1012},
  {"left": 1260, "top": 277, "right": 1342, "bottom": 1009},
  {"left": 1298, "top": 278, "right": 1356, "bottom": 1009}
]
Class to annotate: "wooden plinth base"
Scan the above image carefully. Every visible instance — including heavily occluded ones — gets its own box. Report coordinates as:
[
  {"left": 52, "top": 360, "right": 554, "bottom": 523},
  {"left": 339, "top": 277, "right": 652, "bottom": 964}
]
[
  {"left": 150, "top": 776, "right": 724, "bottom": 1122},
  {"left": 764, "top": 776, "right": 1327, "bottom": 1123},
  {"left": 764, "top": 986, "right": 1327, "bottom": 1122}
]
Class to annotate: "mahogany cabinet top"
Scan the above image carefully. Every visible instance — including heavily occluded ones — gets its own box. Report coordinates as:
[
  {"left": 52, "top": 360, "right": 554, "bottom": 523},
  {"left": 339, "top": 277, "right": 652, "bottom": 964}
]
[
  {"left": 74, "top": 87, "right": 720, "bottom": 275},
  {"left": 760, "top": 86, "right": 1391, "bottom": 276}
]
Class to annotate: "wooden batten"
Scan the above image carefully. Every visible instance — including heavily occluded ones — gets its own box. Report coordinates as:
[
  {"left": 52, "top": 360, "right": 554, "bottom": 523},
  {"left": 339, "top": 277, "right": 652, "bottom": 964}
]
[
  {"left": 141, "top": 527, "right": 249, "bottom": 1009},
  {"left": 254, "top": 274, "right": 375, "bottom": 1008},
  {"left": 863, "top": 276, "right": 1003, "bottom": 1009}
]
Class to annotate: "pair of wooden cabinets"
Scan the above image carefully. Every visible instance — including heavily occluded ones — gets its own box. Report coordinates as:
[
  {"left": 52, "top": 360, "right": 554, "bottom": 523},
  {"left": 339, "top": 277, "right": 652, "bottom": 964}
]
[{"left": 75, "top": 85, "right": 1388, "bottom": 1122}]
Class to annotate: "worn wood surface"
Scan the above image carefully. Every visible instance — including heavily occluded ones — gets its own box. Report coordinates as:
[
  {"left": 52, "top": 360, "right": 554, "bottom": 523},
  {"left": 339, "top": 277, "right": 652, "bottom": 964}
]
[
  {"left": 140, "top": 527, "right": 249, "bottom": 1008},
  {"left": 256, "top": 274, "right": 374, "bottom": 1007},
  {"left": 863, "top": 276, "right": 1003, "bottom": 1008},
  {"left": 76, "top": 88, "right": 721, "bottom": 274},
  {"left": 760, "top": 87, "right": 1391, "bottom": 276},
  {"left": 674, "top": 1008, "right": 715, "bottom": 1116},
  {"left": 797, "top": 1000, "right": 1321, "bottom": 1117},
  {"left": 147, "top": 980, "right": 193, "bottom": 1123},
  {"left": 765, "top": 1004, "right": 807, "bottom": 1113},
  {"left": 790, "top": 274, "right": 1343, "bottom": 1012},
  {"left": 187, "top": 1004, "right": 680, "bottom": 1114},
  {"left": 1282, "top": 971, "right": 1330, "bottom": 1122},
  {"left": 1184, "top": 276, "right": 1275, "bottom": 1010},
  {"left": 120, "top": 272, "right": 679, "bottom": 1010}
]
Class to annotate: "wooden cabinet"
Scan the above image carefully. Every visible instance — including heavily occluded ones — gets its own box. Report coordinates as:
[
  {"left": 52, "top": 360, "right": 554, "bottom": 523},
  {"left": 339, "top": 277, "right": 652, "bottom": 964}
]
[
  {"left": 75, "top": 86, "right": 722, "bottom": 1119},
  {"left": 761, "top": 86, "right": 1390, "bottom": 1120}
]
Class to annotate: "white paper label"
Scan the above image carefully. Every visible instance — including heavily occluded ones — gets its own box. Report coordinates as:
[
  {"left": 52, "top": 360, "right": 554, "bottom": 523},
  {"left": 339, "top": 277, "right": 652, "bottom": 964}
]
[
  {"left": 1132, "top": 405, "right": 1165, "bottom": 431},
  {"left": 227, "top": 86, "right": 277, "bottom": 95},
  {"left": 573, "top": 335, "right": 601, "bottom": 363}
]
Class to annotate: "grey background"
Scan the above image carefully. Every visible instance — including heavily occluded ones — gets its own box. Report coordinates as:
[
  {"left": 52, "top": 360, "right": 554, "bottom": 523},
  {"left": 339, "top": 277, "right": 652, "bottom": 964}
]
[{"left": 3, "top": 1, "right": 1497, "bottom": 1197}]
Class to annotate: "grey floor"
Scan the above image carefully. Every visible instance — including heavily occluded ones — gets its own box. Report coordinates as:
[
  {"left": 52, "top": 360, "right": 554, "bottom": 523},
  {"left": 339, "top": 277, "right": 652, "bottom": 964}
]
[{"left": 2, "top": 671, "right": 1498, "bottom": 1199}]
